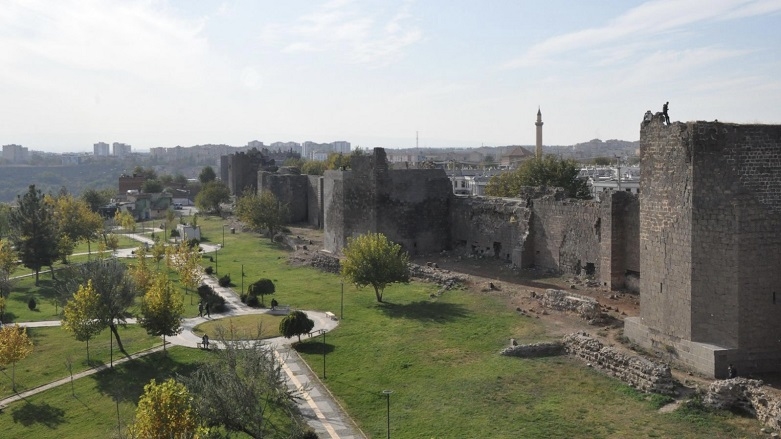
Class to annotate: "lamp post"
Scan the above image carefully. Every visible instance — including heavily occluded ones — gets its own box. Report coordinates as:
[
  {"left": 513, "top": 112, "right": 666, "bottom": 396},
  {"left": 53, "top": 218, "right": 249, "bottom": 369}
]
[
  {"left": 322, "top": 329, "right": 326, "bottom": 379},
  {"left": 340, "top": 281, "right": 344, "bottom": 320},
  {"left": 222, "top": 224, "right": 227, "bottom": 248},
  {"left": 215, "top": 245, "right": 218, "bottom": 276},
  {"left": 382, "top": 390, "right": 393, "bottom": 439}
]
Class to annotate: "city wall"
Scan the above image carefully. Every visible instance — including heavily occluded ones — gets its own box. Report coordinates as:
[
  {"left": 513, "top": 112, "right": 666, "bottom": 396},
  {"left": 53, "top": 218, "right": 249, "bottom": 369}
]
[{"left": 628, "top": 115, "right": 781, "bottom": 377}]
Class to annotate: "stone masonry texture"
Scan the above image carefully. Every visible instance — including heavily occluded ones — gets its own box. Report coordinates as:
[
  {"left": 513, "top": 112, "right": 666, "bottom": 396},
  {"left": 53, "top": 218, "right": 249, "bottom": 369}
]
[{"left": 635, "top": 114, "right": 781, "bottom": 376}]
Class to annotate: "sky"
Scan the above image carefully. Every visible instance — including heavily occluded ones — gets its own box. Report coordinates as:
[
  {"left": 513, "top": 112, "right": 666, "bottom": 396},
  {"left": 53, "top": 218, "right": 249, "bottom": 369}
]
[{"left": 1, "top": 0, "right": 779, "bottom": 153}]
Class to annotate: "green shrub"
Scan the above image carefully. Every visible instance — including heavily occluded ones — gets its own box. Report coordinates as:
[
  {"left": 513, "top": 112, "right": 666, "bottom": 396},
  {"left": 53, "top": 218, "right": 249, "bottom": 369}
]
[
  {"left": 204, "top": 266, "right": 214, "bottom": 275},
  {"left": 27, "top": 297, "right": 37, "bottom": 311},
  {"left": 218, "top": 274, "right": 231, "bottom": 287},
  {"left": 197, "top": 284, "right": 226, "bottom": 313}
]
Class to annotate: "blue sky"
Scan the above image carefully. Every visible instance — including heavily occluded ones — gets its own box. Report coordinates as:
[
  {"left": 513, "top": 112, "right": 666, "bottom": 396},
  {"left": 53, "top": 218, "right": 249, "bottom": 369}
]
[{"left": 1, "top": 0, "right": 779, "bottom": 152}]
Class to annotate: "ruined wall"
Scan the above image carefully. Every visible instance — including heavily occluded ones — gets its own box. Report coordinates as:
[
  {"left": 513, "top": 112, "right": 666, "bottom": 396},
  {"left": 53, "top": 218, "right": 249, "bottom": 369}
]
[
  {"left": 599, "top": 191, "right": 640, "bottom": 291},
  {"left": 638, "top": 115, "right": 695, "bottom": 340},
  {"left": 258, "top": 171, "right": 309, "bottom": 223},
  {"left": 307, "top": 175, "right": 324, "bottom": 228},
  {"left": 633, "top": 116, "right": 781, "bottom": 376},
  {"left": 450, "top": 196, "right": 531, "bottom": 266},
  {"left": 564, "top": 332, "right": 676, "bottom": 395},
  {"left": 324, "top": 148, "right": 452, "bottom": 255},
  {"left": 527, "top": 197, "right": 602, "bottom": 276}
]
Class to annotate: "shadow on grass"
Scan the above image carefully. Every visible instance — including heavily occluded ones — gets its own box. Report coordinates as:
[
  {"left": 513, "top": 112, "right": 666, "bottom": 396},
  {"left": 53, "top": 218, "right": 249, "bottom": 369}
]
[
  {"left": 294, "top": 341, "right": 335, "bottom": 355},
  {"left": 10, "top": 401, "right": 65, "bottom": 428},
  {"left": 377, "top": 300, "right": 470, "bottom": 322},
  {"left": 91, "top": 351, "right": 202, "bottom": 405}
]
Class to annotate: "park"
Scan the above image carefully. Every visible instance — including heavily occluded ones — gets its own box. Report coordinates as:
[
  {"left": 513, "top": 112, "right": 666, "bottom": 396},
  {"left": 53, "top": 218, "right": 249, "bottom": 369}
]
[{"left": 0, "top": 202, "right": 767, "bottom": 438}]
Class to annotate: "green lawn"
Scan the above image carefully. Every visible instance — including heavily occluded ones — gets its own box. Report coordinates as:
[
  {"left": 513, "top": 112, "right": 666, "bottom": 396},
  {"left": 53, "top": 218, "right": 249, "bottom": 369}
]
[
  {"left": 192, "top": 314, "right": 284, "bottom": 340},
  {"left": 0, "top": 214, "right": 766, "bottom": 438},
  {"left": 0, "top": 325, "right": 160, "bottom": 399}
]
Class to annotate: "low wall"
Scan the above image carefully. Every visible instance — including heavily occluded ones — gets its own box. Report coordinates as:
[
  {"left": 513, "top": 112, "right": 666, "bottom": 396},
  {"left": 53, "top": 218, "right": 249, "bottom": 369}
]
[
  {"left": 703, "top": 378, "right": 781, "bottom": 430},
  {"left": 409, "top": 263, "right": 467, "bottom": 289},
  {"left": 563, "top": 332, "right": 676, "bottom": 395},
  {"left": 500, "top": 341, "right": 564, "bottom": 358},
  {"left": 540, "top": 289, "right": 602, "bottom": 320},
  {"left": 309, "top": 251, "right": 341, "bottom": 274}
]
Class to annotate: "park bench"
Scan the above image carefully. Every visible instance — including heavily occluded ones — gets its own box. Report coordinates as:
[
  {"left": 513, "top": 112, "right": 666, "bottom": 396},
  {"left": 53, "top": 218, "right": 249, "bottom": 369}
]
[
  {"left": 269, "top": 305, "right": 291, "bottom": 315},
  {"left": 325, "top": 311, "right": 337, "bottom": 321}
]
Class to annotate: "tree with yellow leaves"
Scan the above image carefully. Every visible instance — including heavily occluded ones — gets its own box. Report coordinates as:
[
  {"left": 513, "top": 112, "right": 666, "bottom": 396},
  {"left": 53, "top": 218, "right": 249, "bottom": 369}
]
[
  {"left": 129, "top": 378, "right": 204, "bottom": 439},
  {"left": 0, "top": 238, "right": 17, "bottom": 302},
  {"left": 168, "top": 240, "right": 201, "bottom": 300},
  {"left": 115, "top": 210, "right": 136, "bottom": 233},
  {"left": 62, "top": 280, "right": 103, "bottom": 362},
  {"left": 130, "top": 245, "right": 152, "bottom": 290},
  {"left": 0, "top": 323, "right": 34, "bottom": 391},
  {"left": 139, "top": 273, "right": 184, "bottom": 351}
]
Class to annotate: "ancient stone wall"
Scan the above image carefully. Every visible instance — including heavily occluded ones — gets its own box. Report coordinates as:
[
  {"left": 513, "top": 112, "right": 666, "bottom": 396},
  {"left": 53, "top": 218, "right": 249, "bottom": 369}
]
[
  {"left": 598, "top": 191, "right": 640, "bottom": 291},
  {"left": 258, "top": 171, "right": 309, "bottom": 223},
  {"left": 450, "top": 196, "right": 531, "bottom": 266},
  {"left": 539, "top": 289, "right": 602, "bottom": 320},
  {"left": 307, "top": 175, "right": 324, "bottom": 228},
  {"left": 563, "top": 332, "right": 676, "bottom": 395},
  {"left": 324, "top": 148, "right": 452, "bottom": 255},
  {"left": 634, "top": 116, "right": 781, "bottom": 376},
  {"left": 222, "top": 149, "right": 274, "bottom": 196},
  {"left": 500, "top": 341, "right": 564, "bottom": 358},
  {"left": 703, "top": 378, "right": 781, "bottom": 430},
  {"left": 527, "top": 197, "right": 602, "bottom": 276}
]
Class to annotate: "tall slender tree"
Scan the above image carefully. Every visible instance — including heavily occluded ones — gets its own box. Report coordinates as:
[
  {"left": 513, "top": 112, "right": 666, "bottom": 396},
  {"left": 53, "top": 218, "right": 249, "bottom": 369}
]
[
  {"left": 9, "top": 185, "right": 58, "bottom": 285},
  {"left": 62, "top": 279, "right": 103, "bottom": 361},
  {"left": 139, "top": 273, "right": 184, "bottom": 351}
]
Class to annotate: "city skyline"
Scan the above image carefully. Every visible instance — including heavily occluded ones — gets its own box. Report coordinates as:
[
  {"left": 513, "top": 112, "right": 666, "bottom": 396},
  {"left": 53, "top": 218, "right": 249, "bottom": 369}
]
[{"left": 1, "top": 0, "right": 779, "bottom": 153}]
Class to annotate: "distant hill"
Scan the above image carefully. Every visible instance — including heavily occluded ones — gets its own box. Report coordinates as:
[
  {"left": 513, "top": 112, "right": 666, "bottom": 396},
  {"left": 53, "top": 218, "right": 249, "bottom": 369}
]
[{"left": 0, "top": 163, "right": 126, "bottom": 202}]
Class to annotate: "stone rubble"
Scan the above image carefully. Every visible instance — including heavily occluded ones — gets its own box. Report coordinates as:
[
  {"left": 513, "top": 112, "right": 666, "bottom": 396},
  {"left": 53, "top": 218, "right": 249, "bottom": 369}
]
[
  {"left": 563, "top": 332, "right": 676, "bottom": 395},
  {"left": 703, "top": 378, "right": 781, "bottom": 430},
  {"left": 539, "top": 289, "right": 603, "bottom": 320},
  {"left": 500, "top": 341, "right": 564, "bottom": 358}
]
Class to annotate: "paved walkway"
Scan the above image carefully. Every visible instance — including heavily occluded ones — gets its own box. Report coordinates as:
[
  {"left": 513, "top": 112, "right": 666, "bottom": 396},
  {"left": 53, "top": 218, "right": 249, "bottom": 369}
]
[{"left": 1, "top": 233, "right": 365, "bottom": 438}]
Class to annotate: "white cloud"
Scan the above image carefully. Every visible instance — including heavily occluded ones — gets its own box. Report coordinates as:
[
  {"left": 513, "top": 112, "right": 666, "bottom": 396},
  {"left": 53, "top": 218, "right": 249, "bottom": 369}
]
[
  {"left": 503, "top": 0, "right": 781, "bottom": 69},
  {"left": 260, "top": 0, "right": 422, "bottom": 67}
]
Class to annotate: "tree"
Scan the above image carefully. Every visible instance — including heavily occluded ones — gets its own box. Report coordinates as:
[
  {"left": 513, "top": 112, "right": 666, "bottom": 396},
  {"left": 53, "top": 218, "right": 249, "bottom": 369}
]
[
  {"left": 8, "top": 185, "right": 59, "bottom": 285},
  {"left": 141, "top": 179, "right": 163, "bottom": 194},
  {"left": 0, "top": 324, "right": 34, "bottom": 391},
  {"left": 180, "top": 330, "right": 305, "bottom": 438},
  {"left": 341, "top": 232, "right": 410, "bottom": 303},
  {"left": 195, "top": 181, "right": 230, "bottom": 214},
  {"left": 301, "top": 160, "right": 326, "bottom": 176},
  {"left": 0, "top": 203, "right": 12, "bottom": 237},
  {"left": 484, "top": 155, "right": 591, "bottom": 199},
  {"left": 235, "top": 189, "right": 288, "bottom": 237},
  {"left": 129, "top": 378, "right": 203, "bottom": 439},
  {"left": 198, "top": 166, "right": 217, "bottom": 184},
  {"left": 130, "top": 245, "right": 152, "bottom": 290},
  {"left": 81, "top": 188, "right": 115, "bottom": 212},
  {"left": 62, "top": 280, "right": 103, "bottom": 361},
  {"left": 139, "top": 273, "right": 184, "bottom": 351},
  {"left": 115, "top": 210, "right": 136, "bottom": 232},
  {"left": 51, "top": 194, "right": 104, "bottom": 261},
  {"left": 151, "top": 240, "right": 166, "bottom": 271},
  {"left": 279, "top": 310, "right": 314, "bottom": 343},
  {"left": 0, "top": 239, "right": 17, "bottom": 301},
  {"left": 247, "top": 278, "right": 275, "bottom": 307},
  {"left": 168, "top": 240, "right": 201, "bottom": 298},
  {"left": 325, "top": 152, "right": 351, "bottom": 170},
  {"left": 58, "top": 259, "right": 138, "bottom": 356},
  {"left": 593, "top": 156, "right": 612, "bottom": 166}
]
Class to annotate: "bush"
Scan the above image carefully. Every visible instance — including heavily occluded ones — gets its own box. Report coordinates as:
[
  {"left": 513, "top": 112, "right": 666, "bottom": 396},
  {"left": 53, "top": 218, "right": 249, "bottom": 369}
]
[
  {"left": 170, "top": 229, "right": 180, "bottom": 238},
  {"left": 246, "top": 295, "right": 260, "bottom": 307},
  {"left": 218, "top": 274, "right": 231, "bottom": 287},
  {"left": 28, "top": 297, "right": 37, "bottom": 311},
  {"left": 197, "top": 284, "right": 226, "bottom": 313},
  {"left": 204, "top": 266, "right": 214, "bottom": 275},
  {"left": 246, "top": 278, "right": 275, "bottom": 307},
  {"left": 186, "top": 238, "right": 200, "bottom": 248}
]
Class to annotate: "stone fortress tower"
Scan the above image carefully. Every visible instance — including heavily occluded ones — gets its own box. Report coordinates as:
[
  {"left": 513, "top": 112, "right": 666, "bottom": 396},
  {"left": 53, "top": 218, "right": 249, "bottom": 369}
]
[
  {"left": 535, "top": 107, "right": 544, "bottom": 159},
  {"left": 624, "top": 113, "right": 781, "bottom": 378}
]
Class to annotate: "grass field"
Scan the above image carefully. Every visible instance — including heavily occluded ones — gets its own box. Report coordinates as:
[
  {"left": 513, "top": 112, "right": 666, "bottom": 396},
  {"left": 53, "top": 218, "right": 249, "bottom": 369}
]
[
  {"left": 192, "top": 314, "right": 284, "bottom": 340},
  {"left": 0, "top": 214, "right": 765, "bottom": 438}
]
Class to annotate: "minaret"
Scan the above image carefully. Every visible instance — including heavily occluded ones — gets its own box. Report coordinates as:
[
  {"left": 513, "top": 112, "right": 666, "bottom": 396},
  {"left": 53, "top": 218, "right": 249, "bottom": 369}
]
[{"left": 535, "top": 107, "right": 543, "bottom": 159}]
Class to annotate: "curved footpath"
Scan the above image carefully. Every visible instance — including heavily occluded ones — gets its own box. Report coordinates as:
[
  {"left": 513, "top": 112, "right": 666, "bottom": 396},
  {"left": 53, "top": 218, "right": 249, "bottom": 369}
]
[{"left": 1, "top": 234, "right": 364, "bottom": 438}]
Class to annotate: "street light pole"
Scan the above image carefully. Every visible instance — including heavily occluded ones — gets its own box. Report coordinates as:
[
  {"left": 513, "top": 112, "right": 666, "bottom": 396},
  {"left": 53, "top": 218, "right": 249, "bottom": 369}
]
[
  {"left": 215, "top": 246, "right": 218, "bottom": 276},
  {"left": 340, "top": 281, "right": 344, "bottom": 320},
  {"left": 222, "top": 224, "right": 227, "bottom": 248},
  {"left": 322, "top": 329, "right": 326, "bottom": 379},
  {"left": 382, "top": 390, "right": 392, "bottom": 439}
]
